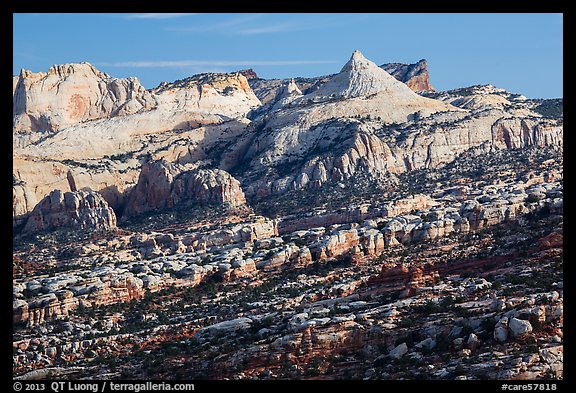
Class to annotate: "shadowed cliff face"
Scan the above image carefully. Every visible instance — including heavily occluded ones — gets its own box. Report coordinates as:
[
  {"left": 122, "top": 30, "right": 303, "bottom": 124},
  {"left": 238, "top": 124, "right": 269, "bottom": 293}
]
[
  {"left": 122, "top": 159, "right": 246, "bottom": 219},
  {"left": 23, "top": 189, "right": 117, "bottom": 234}
]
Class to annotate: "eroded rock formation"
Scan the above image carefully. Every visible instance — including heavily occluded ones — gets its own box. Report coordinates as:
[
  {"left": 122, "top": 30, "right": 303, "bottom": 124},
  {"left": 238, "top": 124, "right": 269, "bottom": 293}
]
[
  {"left": 381, "top": 59, "right": 434, "bottom": 92},
  {"left": 123, "top": 160, "right": 246, "bottom": 218},
  {"left": 23, "top": 189, "right": 117, "bottom": 234},
  {"left": 13, "top": 63, "right": 156, "bottom": 133}
]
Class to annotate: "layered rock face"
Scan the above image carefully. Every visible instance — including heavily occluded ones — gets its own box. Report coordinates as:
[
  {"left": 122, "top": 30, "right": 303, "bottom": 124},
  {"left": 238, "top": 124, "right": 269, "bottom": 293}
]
[
  {"left": 227, "top": 52, "right": 562, "bottom": 198},
  {"left": 14, "top": 273, "right": 144, "bottom": 327},
  {"left": 13, "top": 181, "right": 37, "bottom": 219},
  {"left": 12, "top": 48, "right": 564, "bottom": 381},
  {"left": 234, "top": 51, "right": 459, "bottom": 197},
  {"left": 277, "top": 194, "right": 435, "bottom": 235},
  {"left": 13, "top": 153, "right": 564, "bottom": 378},
  {"left": 13, "top": 63, "right": 260, "bottom": 220},
  {"left": 123, "top": 160, "right": 246, "bottom": 218},
  {"left": 13, "top": 292, "right": 78, "bottom": 328},
  {"left": 184, "top": 168, "right": 247, "bottom": 207},
  {"left": 12, "top": 157, "right": 139, "bottom": 227},
  {"left": 23, "top": 189, "right": 117, "bottom": 234},
  {"left": 14, "top": 67, "right": 260, "bottom": 155},
  {"left": 381, "top": 59, "right": 434, "bottom": 92},
  {"left": 427, "top": 85, "right": 540, "bottom": 118},
  {"left": 13, "top": 63, "right": 156, "bottom": 133},
  {"left": 13, "top": 63, "right": 261, "bottom": 136}
]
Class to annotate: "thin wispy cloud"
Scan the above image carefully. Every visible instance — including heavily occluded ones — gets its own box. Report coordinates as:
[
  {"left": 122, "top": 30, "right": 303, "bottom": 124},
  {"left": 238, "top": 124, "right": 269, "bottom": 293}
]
[
  {"left": 237, "top": 22, "right": 305, "bottom": 35},
  {"left": 168, "top": 14, "right": 358, "bottom": 36},
  {"left": 167, "top": 14, "right": 263, "bottom": 33},
  {"left": 126, "top": 13, "right": 197, "bottom": 20},
  {"left": 98, "top": 59, "right": 337, "bottom": 68}
]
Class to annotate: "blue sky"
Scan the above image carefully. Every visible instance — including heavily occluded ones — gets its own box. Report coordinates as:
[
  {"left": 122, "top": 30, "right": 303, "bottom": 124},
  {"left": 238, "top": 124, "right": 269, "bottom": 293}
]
[{"left": 13, "top": 13, "right": 563, "bottom": 98}]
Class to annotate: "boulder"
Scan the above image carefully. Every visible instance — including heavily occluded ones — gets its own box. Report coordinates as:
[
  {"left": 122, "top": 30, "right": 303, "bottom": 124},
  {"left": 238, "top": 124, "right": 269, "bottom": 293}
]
[
  {"left": 389, "top": 342, "right": 408, "bottom": 359},
  {"left": 494, "top": 317, "right": 509, "bottom": 342},
  {"left": 466, "top": 333, "right": 481, "bottom": 351},
  {"left": 509, "top": 317, "right": 533, "bottom": 338}
]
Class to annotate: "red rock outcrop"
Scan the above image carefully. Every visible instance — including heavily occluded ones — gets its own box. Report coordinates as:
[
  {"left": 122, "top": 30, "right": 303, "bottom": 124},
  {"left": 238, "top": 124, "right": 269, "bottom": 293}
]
[
  {"left": 238, "top": 69, "right": 259, "bottom": 80},
  {"left": 14, "top": 276, "right": 145, "bottom": 327},
  {"left": 14, "top": 291, "right": 78, "bottom": 327},
  {"left": 381, "top": 59, "right": 434, "bottom": 92},
  {"left": 277, "top": 194, "right": 435, "bottom": 235},
  {"left": 537, "top": 231, "right": 563, "bottom": 250},
  {"left": 88, "top": 276, "right": 144, "bottom": 306}
]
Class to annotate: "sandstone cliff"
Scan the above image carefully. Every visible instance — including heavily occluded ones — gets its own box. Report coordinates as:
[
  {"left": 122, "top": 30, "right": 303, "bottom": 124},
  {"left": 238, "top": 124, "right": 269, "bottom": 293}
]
[
  {"left": 123, "top": 159, "right": 246, "bottom": 218},
  {"left": 23, "top": 189, "right": 117, "bottom": 234},
  {"left": 231, "top": 51, "right": 459, "bottom": 196},
  {"left": 13, "top": 63, "right": 260, "bottom": 219},
  {"left": 13, "top": 63, "right": 156, "bottom": 133},
  {"left": 381, "top": 59, "right": 434, "bottom": 92},
  {"left": 150, "top": 71, "right": 261, "bottom": 120}
]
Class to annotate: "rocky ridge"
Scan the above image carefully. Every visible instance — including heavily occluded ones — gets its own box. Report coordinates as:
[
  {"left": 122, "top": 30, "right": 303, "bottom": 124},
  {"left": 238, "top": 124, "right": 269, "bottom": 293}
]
[
  {"left": 243, "top": 57, "right": 434, "bottom": 108},
  {"left": 229, "top": 67, "right": 561, "bottom": 198},
  {"left": 13, "top": 64, "right": 257, "bottom": 220},
  {"left": 13, "top": 51, "right": 562, "bottom": 222}
]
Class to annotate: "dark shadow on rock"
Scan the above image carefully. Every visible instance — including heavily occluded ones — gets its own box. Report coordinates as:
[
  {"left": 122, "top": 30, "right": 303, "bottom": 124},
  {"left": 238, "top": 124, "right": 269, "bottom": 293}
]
[{"left": 98, "top": 184, "right": 126, "bottom": 219}]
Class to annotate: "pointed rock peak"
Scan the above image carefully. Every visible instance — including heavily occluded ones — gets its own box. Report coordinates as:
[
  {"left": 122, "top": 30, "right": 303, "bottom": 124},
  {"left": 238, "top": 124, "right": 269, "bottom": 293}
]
[
  {"left": 19, "top": 67, "right": 42, "bottom": 79},
  {"left": 341, "top": 50, "right": 373, "bottom": 72},
  {"left": 305, "top": 50, "right": 412, "bottom": 100},
  {"left": 276, "top": 79, "right": 302, "bottom": 100},
  {"left": 286, "top": 78, "right": 302, "bottom": 95}
]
